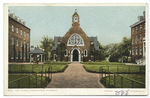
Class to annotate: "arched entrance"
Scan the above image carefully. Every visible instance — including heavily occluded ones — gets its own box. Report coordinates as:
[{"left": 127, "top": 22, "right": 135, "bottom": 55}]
[
  {"left": 73, "top": 49, "right": 78, "bottom": 61},
  {"left": 70, "top": 48, "right": 81, "bottom": 62}
]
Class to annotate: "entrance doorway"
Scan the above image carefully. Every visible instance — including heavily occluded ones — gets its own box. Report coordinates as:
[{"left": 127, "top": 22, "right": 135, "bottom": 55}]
[{"left": 73, "top": 49, "right": 78, "bottom": 61}]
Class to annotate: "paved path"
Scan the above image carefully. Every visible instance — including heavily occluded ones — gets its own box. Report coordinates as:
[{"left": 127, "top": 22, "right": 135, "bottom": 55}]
[{"left": 46, "top": 62, "right": 105, "bottom": 88}]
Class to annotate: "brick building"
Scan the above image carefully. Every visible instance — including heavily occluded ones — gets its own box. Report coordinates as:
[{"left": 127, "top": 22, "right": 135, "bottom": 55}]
[
  {"left": 9, "top": 13, "right": 30, "bottom": 62},
  {"left": 130, "top": 11, "right": 146, "bottom": 64},
  {"left": 51, "top": 11, "right": 100, "bottom": 62}
]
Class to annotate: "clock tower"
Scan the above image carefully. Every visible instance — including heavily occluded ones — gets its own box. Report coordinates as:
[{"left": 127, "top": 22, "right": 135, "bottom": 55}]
[{"left": 72, "top": 9, "right": 80, "bottom": 27}]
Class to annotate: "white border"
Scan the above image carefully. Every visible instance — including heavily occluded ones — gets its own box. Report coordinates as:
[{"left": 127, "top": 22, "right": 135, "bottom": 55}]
[{"left": 3, "top": 3, "right": 149, "bottom": 96}]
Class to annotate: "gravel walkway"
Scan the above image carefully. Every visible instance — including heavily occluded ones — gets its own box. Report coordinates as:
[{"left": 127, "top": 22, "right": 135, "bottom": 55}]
[{"left": 46, "top": 62, "right": 105, "bottom": 88}]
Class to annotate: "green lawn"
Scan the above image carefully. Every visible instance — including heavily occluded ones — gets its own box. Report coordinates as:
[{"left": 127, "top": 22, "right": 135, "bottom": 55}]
[
  {"left": 9, "top": 63, "right": 69, "bottom": 73},
  {"left": 9, "top": 74, "right": 50, "bottom": 88},
  {"left": 83, "top": 61, "right": 145, "bottom": 74},
  {"left": 81, "top": 61, "right": 125, "bottom": 65},
  {"left": 100, "top": 74, "right": 145, "bottom": 88}
]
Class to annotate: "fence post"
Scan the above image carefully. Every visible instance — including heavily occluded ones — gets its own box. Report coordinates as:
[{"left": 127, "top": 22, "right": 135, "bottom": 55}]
[
  {"left": 18, "top": 80, "right": 20, "bottom": 88},
  {"left": 109, "top": 71, "right": 110, "bottom": 87},
  {"left": 36, "top": 73, "right": 37, "bottom": 88},
  {"left": 45, "top": 69, "right": 46, "bottom": 86},
  {"left": 114, "top": 74, "right": 115, "bottom": 88},
  {"left": 132, "top": 80, "right": 134, "bottom": 88},
  {"left": 21, "top": 65, "right": 22, "bottom": 75},
  {"left": 32, "top": 65, "right": 33, "bottom": 74},
  {"left": 105, "top": 70, "right": 106, "bottom": 86},
  {"left": 128, "top": 66, "right": 130, "bottom": 73},
  {"left": 41, "top": 69, "right": 43, "bottom": 88},
  {"left": 121, "top": 76, "right": 123, "bottom": 88},
  {"left": 117, "top": 66, "right": 119, "bottom": 73},
  {"left": 51, "top": 67, "right": 52, "bottom": 81},
  {"left": 29, "top": 76, "right": 30, "bottom": 88}
]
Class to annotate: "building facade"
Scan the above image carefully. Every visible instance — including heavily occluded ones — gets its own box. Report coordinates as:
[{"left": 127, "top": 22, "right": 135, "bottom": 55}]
[
  {"left": 130, "top": 11, "right": 146, "bottom": 63},
  {"left": 9, "top": 13, "right": 30, "bottom": 62},
  {"left": 51, "top": 11, "right": 100, "bottom": 62}
]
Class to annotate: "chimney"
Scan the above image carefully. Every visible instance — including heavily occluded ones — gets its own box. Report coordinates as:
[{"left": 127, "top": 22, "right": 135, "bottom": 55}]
[
  {"left": 18, "top": 19, "right": 23, "bottom": 23},
  {"left": 14, "top": 16, "right": 19, "bottom": 21},
  {"left": 143, "top": 11, "right": 145, "bottom": 19},
  {"left": 22, "top": 21, "right": 26, "bottom": 25},
  {"left": 9, "top": 13, "right": 15, "bottom": 18},
  {"left": 137, "top": 16, "right": 143, "bottom": 21}
]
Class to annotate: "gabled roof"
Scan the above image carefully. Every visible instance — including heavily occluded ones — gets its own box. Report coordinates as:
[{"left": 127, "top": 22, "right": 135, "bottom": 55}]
[
  {"left": 88, "top": 37, "right": 99, "bottom": 50},
  {"left": 29, "top": 46, "right": 45, "bottom": 54},
  {"left": 52, "top": 36, "right": 63, "bottom": 50},
  {"left": 52, "top": 36, "right": 99, "bottom": 50}
]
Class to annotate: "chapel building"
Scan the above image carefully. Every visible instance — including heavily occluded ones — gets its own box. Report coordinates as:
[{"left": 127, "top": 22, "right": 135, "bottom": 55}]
[{"left": 51, "top": 11, "right": 100, "bottom": 62}]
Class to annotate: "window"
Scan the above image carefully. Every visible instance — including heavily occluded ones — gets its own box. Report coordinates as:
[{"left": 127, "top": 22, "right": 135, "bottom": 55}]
[
  {"left": 20, "top": 40, "right": 22, "bottom": 47},
  {"left": 132, "top": 38, "right": 134, "bottom": 44},
  {"left": 11, "top": 37, "right": 14, "bottom": 45},
  {"left": 16, "top": 51, "right": 18, "bottom": 59},
  {"left": 84, "top": 50, "right": 88, "bottom": 57},
  {"left": 135, "top": 36, "right": 138, "bottom": 44},
  {"left": 24, "top": 31, "right": 26, "bottom": 36},
  {"left": 132, "top": 28, "right": 134, "bottom": 34},
  {"left": 132, "top": 49, "right": 134, "bottom": 55},
  {"left": 136, "top": 48, "right": 138, "bottom": 55},
  {"left": 20, "top": 52, "right": 22, "bottom": 59},
  {"left": 139, "top": 48, "right": 142, "bottom": 55},
  {"left": 27, "top": 33, "right": 29, "bottom": 37},
  {"left": 16, "top": 38, "right": 18, "bottom": 46},
  {"left": 54, "top": 54, "right": 56, "bottom": 61},
  {"left": 140, "top": 25, "right": 142, "bottom": 31},
  {"left": 136, "top": 27, "right": 138, "bottom": 33},
  {"left": 67, "top": 33, "right": 84, "bottom": 46},
  {"left": 20, "top": 30, "right": 22, "bottom": 35},
  {"left": 64, "top": 49, "right": 68, "bottom": 56},
  {"left": 24, "top": 41, "right": 26, "bottom": 48},
  {"left": 27, "top": 53, "right": 29, "bottom": 59},
  {"left": 24, "top": 52, "right": 26, "bottom": 59},
  {"left": 140, "top": 35, "right": 142, "bottom": 43},
  {"left": 16, "top": 28, "right": 18, "bottom": 33},
  {"left": 27, "top": 43, "right": 29, "bottom": 48},
  {"left": 12, "top": 25, "right": 14, "bottom": 32},
  {"left": 11, "top": 51, "right": 14, "bottom": 59}
]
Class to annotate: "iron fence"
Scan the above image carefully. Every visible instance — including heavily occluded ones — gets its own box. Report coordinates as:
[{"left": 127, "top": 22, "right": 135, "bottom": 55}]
[
  {"left": 99, "top": 67, "right": 145, "bottom": 88},
  {"left": 9, "top": 67, "right": 52, "bottom": 88}
]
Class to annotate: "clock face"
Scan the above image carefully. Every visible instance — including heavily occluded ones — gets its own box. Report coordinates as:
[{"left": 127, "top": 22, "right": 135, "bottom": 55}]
[{"left": 74, "top": 15, "right": 78, "bottom": 22}]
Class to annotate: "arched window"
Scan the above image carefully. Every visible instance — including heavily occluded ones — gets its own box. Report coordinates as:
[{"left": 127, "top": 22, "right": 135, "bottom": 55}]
[
  {"left": 67, "top": 33, "right": 84, "bottom": 46},
  {"left": 64, "top": 49, "right": 68, "bottom": 56},
  {"left": 84, "top": 49, "right": 88, "bottom": 57}
]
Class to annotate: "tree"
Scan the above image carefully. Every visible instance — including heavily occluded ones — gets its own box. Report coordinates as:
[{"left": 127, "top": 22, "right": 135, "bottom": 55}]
[
  {"left": 40, "top": 35, "right": 53, "bottom": 60},
  {"left": 56, "top": 43, "right": 66, "bottom": 62}
]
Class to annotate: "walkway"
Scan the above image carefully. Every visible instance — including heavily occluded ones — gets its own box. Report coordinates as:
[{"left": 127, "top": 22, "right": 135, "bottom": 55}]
[{"left": 46, "top": 62, "right": 105, "bottom": 88}]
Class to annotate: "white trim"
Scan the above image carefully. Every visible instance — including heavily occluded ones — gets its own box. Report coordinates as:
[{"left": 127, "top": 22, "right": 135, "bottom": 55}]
[
  {"left": 70, "top": 48, "right": 81, "bottom": 62},
  {"left": 54, "top": 54, "right": 56, "bottom": 61},
  {"left": 67, "top": 33, "right": 84, "bottom": 46}
]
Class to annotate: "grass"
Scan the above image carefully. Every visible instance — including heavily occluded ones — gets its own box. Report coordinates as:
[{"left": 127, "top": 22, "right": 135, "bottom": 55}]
[
  {"left": 9, "top": 74, "right": 50, "bottom": 88},
  {"left": 82, "top": 61, "right": 145, "bottom": 74},
  {"left": 9, "top": 63, "right": 69, "bottom": 73},
  {"left": 100, "top": 74, "right": 145, "bottom": 88},
  {"left": 81, "top": 60, "right": 125, "bottom": 65}
]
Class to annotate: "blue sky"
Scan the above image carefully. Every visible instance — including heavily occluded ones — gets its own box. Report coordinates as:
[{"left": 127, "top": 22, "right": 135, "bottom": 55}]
[{"left": 9, "top": 6, "right": 145, "bottom": 46}]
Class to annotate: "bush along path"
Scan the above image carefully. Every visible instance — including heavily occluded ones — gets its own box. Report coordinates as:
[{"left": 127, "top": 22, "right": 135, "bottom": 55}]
[{"left": 46, "top": 62, "right": 105, "bottom": 88}]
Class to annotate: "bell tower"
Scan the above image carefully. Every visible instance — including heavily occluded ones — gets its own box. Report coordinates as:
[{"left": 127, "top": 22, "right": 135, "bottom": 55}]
[{"left": 72, "top": 9, "right": 80, "bottom": 27}]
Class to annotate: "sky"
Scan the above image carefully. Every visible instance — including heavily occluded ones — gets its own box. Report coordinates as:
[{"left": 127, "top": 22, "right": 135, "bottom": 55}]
[{"left": 9, "top": 6, "right": 145, "bottom": 46}]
